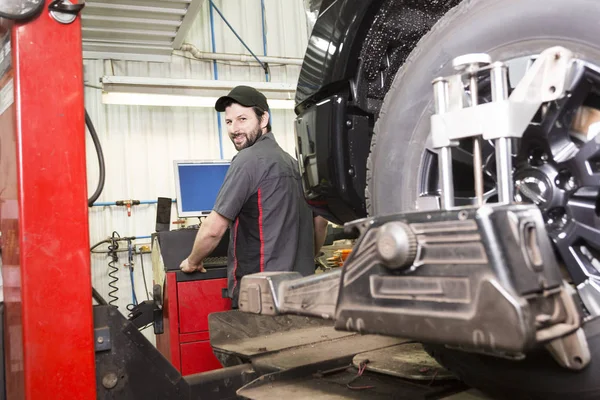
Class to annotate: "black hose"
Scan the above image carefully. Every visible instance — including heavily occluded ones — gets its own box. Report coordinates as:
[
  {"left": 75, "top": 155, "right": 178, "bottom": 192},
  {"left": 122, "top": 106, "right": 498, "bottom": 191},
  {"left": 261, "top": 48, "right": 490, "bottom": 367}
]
[
  {"left": 90, "top": 235, "right": 138, "bottom": 252},
  {"left": 90, "top": 238, "right": 111, "bottom": 252},
  {"left": 85, "top": 110, "right": 105, "bottom": 207}
]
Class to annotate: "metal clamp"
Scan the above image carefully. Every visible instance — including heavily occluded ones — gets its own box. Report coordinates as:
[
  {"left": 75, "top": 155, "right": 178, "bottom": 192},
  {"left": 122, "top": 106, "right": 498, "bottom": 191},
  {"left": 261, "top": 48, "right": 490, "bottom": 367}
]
[{"left": 430, "top": 46, "right": 574, "bottom": 208}]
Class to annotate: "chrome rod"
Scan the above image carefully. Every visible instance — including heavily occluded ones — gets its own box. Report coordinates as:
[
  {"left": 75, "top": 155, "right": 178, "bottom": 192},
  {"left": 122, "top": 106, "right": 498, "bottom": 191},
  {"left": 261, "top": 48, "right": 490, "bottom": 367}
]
[
  {"left": 470, "top": 75, "right": 484, "bottom": 206},
  {"left": 491, "top": 62, "right": 513, "bottom": 203},
  {"left": 433, "top": 77, "right": 454, "bottom": 209}
]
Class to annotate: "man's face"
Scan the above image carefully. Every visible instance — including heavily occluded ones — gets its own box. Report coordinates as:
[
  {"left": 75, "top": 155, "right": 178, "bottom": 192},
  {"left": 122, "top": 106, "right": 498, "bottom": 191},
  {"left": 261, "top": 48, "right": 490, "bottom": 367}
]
[{"left": 224, "top": 103, "right": 265, "bottom": 151}]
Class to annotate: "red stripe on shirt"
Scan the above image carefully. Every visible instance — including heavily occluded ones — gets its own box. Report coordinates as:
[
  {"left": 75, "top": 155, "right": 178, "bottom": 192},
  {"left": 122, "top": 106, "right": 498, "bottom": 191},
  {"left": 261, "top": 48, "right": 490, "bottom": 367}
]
[
  {"left": 232, "top": 217, "right": 240, "bottom": 291},
  {"left": 257, "top": 188, "right": 265, "bottom": 272}
]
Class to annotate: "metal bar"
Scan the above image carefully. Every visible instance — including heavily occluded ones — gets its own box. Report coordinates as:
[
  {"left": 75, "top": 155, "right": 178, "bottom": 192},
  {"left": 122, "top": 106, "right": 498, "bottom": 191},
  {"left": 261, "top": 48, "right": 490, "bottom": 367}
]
[
  {"left": 101, "top": 92, "right": 295, "bottom": 109},
  {"left": 1, "top": 4, "right": 96, "bottom": 398},
  {"left": 83, "top": 42, "right": 173, "bottom": 51},
  {"left": 439, "top": 148, "right": 454, "bottom": 209},
  {"left": 209, "top": 0, "right": 267, "bottom": 73},
  {"left": 173, "top": 0, "right": 203, "bottom": 49},
  {"left": 82, "top": 27, "right": 177, "bottom": 38},
  {"left": 84, "top": 51, "right": 172, "bottom": 62},
  {"left": 470, "top": 75, "right": 484, "bottom": 206},
  {"left": 83, "top": 37, "right": 174, "bottom": 46},
  {"left": 81, "top": 14, "right": 182, "bottom": 27},
  {"left": 491, "top": 62, "right": 513, "bottom": 203},
  {"left": 433, "top": 77, "right": 454, "bottom": 209},
  {"left": 93, "top": 287, "right": 109, "bottom": 305},
  {"left": 91, "top": 200, "right": 175, "bottom": 206},
  {"left": 495, "top": 137, "right": 512, "bottom": 202},
  {"left": 84, "top": 2, "right": 186, "bottom": 15}
]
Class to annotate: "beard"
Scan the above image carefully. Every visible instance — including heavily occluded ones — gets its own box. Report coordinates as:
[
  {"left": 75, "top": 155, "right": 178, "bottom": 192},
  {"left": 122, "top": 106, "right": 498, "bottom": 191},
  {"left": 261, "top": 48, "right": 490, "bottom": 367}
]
[{"left": 231, "top": 125, "right": 263, "bottom": 151}]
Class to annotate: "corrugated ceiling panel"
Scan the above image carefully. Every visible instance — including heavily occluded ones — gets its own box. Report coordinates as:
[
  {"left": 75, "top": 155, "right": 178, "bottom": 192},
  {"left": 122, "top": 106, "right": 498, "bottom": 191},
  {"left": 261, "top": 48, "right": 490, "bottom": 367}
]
[
  {"left": 85, "top": 0, "right": 309, "bottom": 343},
  {"left": 82, "top": 0, "right": 205, "bottom": 62}
]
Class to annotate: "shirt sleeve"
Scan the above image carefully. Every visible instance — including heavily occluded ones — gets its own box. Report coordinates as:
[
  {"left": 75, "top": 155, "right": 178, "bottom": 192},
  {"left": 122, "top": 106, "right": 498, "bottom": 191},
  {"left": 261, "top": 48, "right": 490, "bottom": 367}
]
[{"left": 213, "top": 154, "right": 257, "bottom": 220}]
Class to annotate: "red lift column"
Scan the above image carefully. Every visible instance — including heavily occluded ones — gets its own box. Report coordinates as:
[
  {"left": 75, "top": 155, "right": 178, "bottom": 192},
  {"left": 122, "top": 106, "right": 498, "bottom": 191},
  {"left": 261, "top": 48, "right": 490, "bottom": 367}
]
[{"left": 0, "top": 2, "right": 96, "bottom": 399}]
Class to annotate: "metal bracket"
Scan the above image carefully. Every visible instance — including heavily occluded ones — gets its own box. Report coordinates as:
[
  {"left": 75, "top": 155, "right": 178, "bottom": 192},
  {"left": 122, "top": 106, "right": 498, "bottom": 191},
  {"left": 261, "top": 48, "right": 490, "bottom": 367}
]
[
  {"left": 430, "top": 46, "right": 574, "bottom": 147},
  {"left": 431, "top": 46, "right": 574, "bottom": 207},
  {"left": 238, "top": 270, "right": 341, "bottom": 319},
  {"left": 546, "top": 327, "right": 591, "bottom": 370},
  {"left": 94, "top": 326, "right": 111, "bottom": 352}
]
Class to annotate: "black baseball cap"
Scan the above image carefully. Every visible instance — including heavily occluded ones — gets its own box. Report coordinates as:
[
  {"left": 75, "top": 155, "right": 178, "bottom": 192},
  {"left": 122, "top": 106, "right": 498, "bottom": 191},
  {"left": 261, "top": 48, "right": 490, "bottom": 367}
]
[{"left": 215, "top": 85, "right": 270, "bottom": 112}]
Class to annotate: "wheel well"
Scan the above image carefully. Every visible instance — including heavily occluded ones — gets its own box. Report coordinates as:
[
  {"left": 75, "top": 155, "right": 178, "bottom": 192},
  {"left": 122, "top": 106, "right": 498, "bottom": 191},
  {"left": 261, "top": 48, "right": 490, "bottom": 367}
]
[
  {"left": 352, "top": 0, "right": 462, "bottom": 118},
  {"left": 342, "top": 0, "right": 461, "bottom": 217}
]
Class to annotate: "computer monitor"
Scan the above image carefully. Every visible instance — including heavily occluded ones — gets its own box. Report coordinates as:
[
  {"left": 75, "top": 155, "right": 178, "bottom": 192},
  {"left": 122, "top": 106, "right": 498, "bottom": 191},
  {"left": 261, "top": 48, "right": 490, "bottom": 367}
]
[{"left": 174, "top": 160, "right": 230, "bottom": 218}]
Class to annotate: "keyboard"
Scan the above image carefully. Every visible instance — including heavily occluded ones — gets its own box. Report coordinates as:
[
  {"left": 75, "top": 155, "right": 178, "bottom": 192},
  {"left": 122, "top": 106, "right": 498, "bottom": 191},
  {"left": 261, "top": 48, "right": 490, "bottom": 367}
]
[{"left": 204, "top": 256, "right": 228, "bottom": 268}]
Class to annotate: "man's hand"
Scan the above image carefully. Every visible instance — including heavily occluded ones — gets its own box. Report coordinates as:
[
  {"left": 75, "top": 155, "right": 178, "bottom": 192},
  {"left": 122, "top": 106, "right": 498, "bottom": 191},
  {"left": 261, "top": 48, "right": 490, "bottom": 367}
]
[
  {"left": 180, "top": 211, "right": 229, "bottom": 274},
  {"left": 180, "top": 258, "right": 206, "bottom": 273}
]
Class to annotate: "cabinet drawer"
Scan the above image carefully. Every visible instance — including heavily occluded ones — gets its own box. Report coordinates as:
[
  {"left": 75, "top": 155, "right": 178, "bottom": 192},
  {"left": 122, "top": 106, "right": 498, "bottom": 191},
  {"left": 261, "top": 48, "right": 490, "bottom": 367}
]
[{"left": 180, "top": 340, "right": 222, "bottom": 375}]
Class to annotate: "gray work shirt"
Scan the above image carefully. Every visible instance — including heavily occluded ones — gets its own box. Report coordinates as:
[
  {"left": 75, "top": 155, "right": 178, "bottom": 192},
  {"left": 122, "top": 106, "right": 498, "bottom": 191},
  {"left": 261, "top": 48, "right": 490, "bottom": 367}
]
[{"left": 213, "top": 131, "right": 315, "bottom": 307}]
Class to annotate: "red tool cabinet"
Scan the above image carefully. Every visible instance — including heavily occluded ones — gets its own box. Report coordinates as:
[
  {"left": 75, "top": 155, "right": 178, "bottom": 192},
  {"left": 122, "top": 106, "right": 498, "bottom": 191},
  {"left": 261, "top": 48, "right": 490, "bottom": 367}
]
[{"left": 152, "top": 229, "right": 231, "bottom": 375}]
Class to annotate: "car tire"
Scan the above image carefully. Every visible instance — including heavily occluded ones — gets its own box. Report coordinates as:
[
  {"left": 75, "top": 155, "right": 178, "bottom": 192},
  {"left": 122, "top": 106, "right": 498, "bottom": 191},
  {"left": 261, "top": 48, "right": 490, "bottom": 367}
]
[{"left": 366, "top": 0, "right": 600, "bottom": 397}]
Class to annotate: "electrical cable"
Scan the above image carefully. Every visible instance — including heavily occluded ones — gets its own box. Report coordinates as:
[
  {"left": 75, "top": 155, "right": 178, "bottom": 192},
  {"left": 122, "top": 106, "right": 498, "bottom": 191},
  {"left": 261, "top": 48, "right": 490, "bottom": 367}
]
[
  {"left": 90, "top": 236, "right": 141, "bottom": 252},
  {"left": 107, "top": 231, "right": 120, "bottom": 307},
  {"left": 85, "top": 109, "right": 106, "bottom": 207},
  {"left": 139, "top": 250, "right": 150, "bottom": 301}
]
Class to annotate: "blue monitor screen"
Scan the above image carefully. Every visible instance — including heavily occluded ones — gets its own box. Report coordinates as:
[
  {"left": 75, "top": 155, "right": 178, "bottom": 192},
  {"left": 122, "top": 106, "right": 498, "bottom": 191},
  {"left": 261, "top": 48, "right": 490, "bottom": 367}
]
[{"left": 174, "top": 161, "right": 230, "bottom": 217}]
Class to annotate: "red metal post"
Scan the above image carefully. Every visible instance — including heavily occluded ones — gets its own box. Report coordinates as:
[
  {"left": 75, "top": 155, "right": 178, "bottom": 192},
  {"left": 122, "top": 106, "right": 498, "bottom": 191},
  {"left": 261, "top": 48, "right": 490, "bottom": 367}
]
[{"left": 0, "top": 2, "right": 96, "bottom": 399}]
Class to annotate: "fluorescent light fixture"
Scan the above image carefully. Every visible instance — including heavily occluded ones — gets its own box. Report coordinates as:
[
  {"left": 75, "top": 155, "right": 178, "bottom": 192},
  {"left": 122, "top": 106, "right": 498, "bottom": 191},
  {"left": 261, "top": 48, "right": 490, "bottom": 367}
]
[
  {"left": 102, "top": 92, "right": 295, "bottom": 110},
  {"left": 100, "top": 76, "right": 297, "bottom": 110},
  {"left": 101, "top": 76, "right": 296, "bottom": 92}
]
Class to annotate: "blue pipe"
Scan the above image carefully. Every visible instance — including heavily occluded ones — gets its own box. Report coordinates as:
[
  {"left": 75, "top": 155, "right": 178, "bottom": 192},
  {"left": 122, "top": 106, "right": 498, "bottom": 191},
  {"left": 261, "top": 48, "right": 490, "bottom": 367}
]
[
  {"left": 209, "top": 3, "right": 219, "bottom": 81},
  {"left": 260, "top": 0, "right": 269, "bottom": 82},
  {"left": 209, "top": 0, "right": 267, "bottom": 72},
  {"left": 129, "top": 268, "right": 138, "bottom": 306},
  {"left": 210, "top": 1, "right": 225, "bottom": 159},
  {"left": 91, "top": 200, "right": 176, "bottom": 207},
  {"left": 128, "top": 240, "right": 138, "bottom": 306},
  {"left": 92, "top": 201, "right": 118, "bottom": 206}
]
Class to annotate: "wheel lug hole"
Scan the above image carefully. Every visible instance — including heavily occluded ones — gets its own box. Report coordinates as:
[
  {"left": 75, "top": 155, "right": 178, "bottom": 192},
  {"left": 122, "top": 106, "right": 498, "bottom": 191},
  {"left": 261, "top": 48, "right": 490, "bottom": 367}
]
[
  {"left": 555, "top": 169, "right": 577, "bottom": 191},
  {"left": 545, "top": 207, "right": 568, "bottom": 230},
  {"left": 528, "top": 149, "right": 549, "bottom": 166}
]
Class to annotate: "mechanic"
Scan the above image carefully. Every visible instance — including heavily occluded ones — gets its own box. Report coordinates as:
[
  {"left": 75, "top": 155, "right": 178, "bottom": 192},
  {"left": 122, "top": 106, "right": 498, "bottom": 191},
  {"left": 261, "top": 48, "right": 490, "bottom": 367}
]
[{"left": 180, "top": 85, "right": 328, "bottom": 307}]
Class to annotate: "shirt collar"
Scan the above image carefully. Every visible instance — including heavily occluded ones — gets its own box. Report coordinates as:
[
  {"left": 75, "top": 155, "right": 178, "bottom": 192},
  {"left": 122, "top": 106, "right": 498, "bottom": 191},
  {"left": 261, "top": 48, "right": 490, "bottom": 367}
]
[{"left": 259, "top": 131, "right": 275, "bottom": 142}]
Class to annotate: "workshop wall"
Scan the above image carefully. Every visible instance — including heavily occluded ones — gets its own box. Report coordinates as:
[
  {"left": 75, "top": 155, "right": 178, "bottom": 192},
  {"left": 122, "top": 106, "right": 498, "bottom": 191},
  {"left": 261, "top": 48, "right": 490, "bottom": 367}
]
[{"left": 84, "top": 0, "right": 309, "bottom": 344}]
